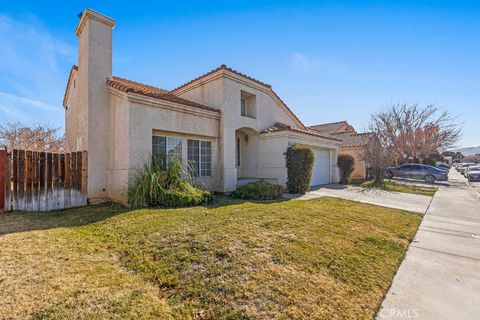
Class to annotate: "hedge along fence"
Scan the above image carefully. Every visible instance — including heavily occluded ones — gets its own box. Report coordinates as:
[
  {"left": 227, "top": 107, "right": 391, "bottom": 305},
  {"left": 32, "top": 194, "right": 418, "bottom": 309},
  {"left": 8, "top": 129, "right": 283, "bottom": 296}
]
[{"left": 285, "top": 144, "right": 314, "bottom": 194}]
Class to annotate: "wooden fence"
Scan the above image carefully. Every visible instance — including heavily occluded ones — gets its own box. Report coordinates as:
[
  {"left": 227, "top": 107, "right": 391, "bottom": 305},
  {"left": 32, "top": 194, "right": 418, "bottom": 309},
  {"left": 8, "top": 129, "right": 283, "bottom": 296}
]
[{"left": 1, "top": 149, "right": 87, "bottom": 212}]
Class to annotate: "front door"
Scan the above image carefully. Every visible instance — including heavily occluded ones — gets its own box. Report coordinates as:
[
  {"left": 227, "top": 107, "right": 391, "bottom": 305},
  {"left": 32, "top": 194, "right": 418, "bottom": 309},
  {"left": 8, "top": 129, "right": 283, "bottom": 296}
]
[{"left": 236, "top": 137, "right": 241, "bottom": 174}]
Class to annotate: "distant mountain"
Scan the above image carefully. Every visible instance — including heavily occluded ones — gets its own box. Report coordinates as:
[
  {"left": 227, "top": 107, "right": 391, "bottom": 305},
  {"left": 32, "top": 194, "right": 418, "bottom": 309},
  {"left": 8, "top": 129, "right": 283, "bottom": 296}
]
[{"left": 449, "top": 146, "right": 480, "bottom": 156}]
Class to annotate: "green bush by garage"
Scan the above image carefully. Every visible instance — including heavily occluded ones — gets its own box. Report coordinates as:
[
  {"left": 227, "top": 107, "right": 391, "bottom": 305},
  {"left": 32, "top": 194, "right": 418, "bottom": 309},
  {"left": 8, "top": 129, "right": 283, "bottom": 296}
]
[
  {"left": 285, "top": 144, "right": 314, "bottom": 194},
  {"left": 337, "top": 154, "right": 355, "bottom": 184}
]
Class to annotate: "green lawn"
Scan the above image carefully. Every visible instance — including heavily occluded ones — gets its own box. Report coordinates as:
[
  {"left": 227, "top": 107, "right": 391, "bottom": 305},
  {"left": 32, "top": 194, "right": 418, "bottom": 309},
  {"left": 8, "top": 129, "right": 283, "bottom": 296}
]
[
  {"left": 0, "top": 197, "right": 422, "bottom": 319},
  {"left": 352, "top": 180, "right": 437, "bottom": 197}
]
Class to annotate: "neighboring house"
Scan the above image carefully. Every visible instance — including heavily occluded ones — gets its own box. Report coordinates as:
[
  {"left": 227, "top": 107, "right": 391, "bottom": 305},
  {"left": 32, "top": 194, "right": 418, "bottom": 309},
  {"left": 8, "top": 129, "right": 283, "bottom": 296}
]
[
  {"left": 63, "top": 9, "right": 341, "bottom": 202},
  {"left": 310, "top": 121, "right": 375, "bottom": 180}
]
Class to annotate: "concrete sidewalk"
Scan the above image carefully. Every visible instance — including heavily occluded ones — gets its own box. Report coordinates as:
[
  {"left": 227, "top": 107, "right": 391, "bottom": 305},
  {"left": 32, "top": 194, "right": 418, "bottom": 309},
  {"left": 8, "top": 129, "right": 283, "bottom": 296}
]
[
  {"left": 378, "top": 170, "right": 480, "bottom": 319},
  {"left": 284, "top": 184, "right": 432, "bottom": 214}
]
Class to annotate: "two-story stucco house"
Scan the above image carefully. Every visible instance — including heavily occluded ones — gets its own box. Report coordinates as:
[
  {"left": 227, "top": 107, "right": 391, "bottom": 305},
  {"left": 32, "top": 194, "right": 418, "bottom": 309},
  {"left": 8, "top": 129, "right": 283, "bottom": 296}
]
[{"left": 63, "top": 9, "right": 341, "bottom": 202}]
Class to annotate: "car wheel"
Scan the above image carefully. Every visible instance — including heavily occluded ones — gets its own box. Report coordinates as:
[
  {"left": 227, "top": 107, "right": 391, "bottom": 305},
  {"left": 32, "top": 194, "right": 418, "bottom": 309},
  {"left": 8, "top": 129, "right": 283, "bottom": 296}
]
[
  {"left": 424, "top": 175, "right": 436, "bottom": 183},
  {"left": 386, "top": 171, "right": 393, "bottom": 179}
]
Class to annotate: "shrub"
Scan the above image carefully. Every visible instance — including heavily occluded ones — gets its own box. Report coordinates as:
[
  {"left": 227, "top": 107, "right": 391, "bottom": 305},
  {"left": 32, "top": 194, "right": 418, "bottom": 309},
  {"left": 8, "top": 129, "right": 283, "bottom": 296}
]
[
  {"left": 233, "top": 181, "right": 284, "bottom": 200},
  {"left": 337, "top": 154, "right": 355, "bottom": 184},
  {"left": 285, "top": 144, "right": 314, "bottom": 194},
  {"left": 127, "top": 157, "right": 212, "bottom": 208}
]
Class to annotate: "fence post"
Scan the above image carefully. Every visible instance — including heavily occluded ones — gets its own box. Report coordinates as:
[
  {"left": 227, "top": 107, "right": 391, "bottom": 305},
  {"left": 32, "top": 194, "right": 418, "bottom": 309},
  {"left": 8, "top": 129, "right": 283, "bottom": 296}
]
[{"left": 0, "top": 149, "right": 5, "bottom": 213}]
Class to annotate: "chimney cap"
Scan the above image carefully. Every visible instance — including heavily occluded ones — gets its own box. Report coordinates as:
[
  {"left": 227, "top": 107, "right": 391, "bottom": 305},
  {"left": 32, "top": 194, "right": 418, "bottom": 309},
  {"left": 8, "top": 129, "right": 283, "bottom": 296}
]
[{"left": 75, "top": 8, "right": 115, "bottom": 36}]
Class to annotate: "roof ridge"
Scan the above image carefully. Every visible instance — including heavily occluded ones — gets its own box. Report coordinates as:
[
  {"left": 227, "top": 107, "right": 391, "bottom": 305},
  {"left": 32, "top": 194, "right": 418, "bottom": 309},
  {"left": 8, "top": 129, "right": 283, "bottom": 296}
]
[
  {"left": 354, "top": 132, "right": 374, "bottom": 136},
  {"left": 262, "top": 122, "right": 342, "bottom": 141},
  {"left": 310, "top": 120, "right": 348, "bottom": 127},
  {"left": 330, "top": 131, "right": 356, "bottom": 135},
  {"left": 171, "top": 64, "right": 272, "bottom": 92}
]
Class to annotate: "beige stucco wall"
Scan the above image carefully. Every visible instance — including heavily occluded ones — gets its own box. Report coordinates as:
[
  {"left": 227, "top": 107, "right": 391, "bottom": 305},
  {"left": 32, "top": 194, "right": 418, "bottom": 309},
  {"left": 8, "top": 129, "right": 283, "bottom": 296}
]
[
  {"left": 107, "top": 90, "right": 130, "bottom": 201},
  {"left": 258, "top": 132, "right": 341, "bottom": 186},
  {"left": 127, "top": 94, "right": 220, "bottom": 190},
  {"left": 65, "top": 71, "right": 78, "bottom": 152},
  {"left": 176, "top": 72, "right": 316, "bottom": 192},
  {"left": 340, "top": 147, "right": 367, "bottom": 180}
]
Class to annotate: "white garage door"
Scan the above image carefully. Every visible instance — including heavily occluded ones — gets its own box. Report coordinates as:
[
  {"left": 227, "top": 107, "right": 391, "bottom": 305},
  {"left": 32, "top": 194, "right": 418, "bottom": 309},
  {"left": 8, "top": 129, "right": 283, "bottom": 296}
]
[{"left": 311, "top": 149, "right": 331, "bottom": 186}]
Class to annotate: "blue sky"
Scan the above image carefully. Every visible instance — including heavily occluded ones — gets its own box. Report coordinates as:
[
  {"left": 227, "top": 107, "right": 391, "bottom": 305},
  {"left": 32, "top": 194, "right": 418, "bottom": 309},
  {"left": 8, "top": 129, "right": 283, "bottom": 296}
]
[{"left": 1, "top": 0, "right": 479, "bottom": 147}]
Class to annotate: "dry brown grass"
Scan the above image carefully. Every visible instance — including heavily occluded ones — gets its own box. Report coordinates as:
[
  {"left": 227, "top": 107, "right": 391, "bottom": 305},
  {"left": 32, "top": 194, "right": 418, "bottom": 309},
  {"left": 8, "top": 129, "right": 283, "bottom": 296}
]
[{"left": 0, "top": 198, "right": 421, "bottom": 319}]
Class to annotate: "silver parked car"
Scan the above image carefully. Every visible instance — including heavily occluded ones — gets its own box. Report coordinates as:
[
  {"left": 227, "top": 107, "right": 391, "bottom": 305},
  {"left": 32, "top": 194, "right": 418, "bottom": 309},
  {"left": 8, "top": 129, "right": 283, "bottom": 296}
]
[
  {"left": 466, "top": 166, "right": 480, "bottom": 181},
  {"left": 385, "top": 164, "right": 449, "bottom": 183},
  {"left": 460, "top": 163, "right": 476, "bottom": 175}
]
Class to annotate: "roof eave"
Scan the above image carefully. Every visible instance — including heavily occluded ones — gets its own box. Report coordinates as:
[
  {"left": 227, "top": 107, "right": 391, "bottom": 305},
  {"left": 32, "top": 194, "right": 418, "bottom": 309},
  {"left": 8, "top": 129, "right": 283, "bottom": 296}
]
[{"left": 63, "top": 65, "right": 78, "bottom": 108}]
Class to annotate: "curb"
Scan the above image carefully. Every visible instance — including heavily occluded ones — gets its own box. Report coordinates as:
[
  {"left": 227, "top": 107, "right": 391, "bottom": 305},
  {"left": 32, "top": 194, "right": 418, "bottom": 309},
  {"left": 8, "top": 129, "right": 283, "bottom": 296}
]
[{"left": 466, "top": 180, "right": 480, "bottom": 200}]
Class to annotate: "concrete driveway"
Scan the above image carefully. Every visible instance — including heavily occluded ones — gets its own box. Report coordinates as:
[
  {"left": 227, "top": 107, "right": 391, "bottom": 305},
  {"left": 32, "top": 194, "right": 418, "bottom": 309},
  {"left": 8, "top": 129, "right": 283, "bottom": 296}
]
[
  {"left": 378, "top": 170, "right": 480, "bottom": 319},
  {"left": 285, "top": 184, "right": 432, "bottom": 214}
]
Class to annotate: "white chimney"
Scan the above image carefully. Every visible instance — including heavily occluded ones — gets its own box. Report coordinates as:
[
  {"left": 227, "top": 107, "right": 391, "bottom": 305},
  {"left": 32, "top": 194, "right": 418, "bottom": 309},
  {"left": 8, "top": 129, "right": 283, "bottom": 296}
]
[{"left": 75, "top": 9, "right": 115, "bottom": 200}]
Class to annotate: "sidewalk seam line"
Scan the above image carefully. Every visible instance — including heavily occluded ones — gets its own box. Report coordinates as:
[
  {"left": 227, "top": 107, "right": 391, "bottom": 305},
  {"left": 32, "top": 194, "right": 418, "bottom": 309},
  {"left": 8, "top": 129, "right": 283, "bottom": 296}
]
[{"left": 410, "top": 245, "right": 480, "bottom": 262}]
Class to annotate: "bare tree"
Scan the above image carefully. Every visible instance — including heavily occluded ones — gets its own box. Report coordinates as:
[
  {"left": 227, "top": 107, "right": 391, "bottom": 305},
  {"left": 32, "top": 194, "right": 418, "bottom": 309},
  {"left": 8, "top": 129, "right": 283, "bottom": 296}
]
[
  {"left": 0, "top": 122, "right": 65, "bottom": 152},
  {"left": 464, "top": 154, "right": 480, "bottom": 163},
  {"left": 364, "top": 132, "right": 396, "bottom": 185},
  {"left": 367, "top": 103, "right": 461, "bottom": 185}
]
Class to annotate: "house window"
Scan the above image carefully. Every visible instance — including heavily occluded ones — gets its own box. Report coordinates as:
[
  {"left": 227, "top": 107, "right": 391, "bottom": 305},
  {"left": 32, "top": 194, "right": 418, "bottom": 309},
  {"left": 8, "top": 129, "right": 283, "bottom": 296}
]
[
  {"left": 240, "top": 91, "right": 256, "bottom": 118},
  {"left": 152, "top": 136, "right": 182, "bottom": 167},
  {"left": 200, "top": 141, "right": 212, "bottom": 176},
  {"left": 241, "top": 98, "right": 247, "bottom": 116},
  {"left": 187, "top": 139, "right": 212, "bottom": 177},
  {"left": 187, "top": 140, "right": 199, "bottom": 177},
  {"left": 236, "top": 138, "right": 241, "bottom": 167}
]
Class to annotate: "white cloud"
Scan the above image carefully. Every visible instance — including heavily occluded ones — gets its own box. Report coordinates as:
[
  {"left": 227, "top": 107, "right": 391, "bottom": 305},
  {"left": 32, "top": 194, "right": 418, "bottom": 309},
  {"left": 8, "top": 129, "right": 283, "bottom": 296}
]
[
  {"left": 292, "top": 52, "right": 315, "bottom": 71},
  {"left": 0, "top": 103, "right": 27, "bottom": 119},
  {"left": 291, "top": 52, "right": 349, "bottom": 75},
  {"left": 0, "top": 92, "right": 60, "bottom": 112}
]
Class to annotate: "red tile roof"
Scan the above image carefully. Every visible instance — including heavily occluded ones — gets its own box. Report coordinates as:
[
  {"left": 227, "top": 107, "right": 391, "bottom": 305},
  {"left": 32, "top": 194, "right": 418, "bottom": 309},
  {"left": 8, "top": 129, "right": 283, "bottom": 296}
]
[
  {"left": 330, "top": 131, "right": 375, "bottom": 148},
  {"left": 309, "top": 121, "right": 375, "bottom": 148},
  {"left": 261, "top": 122, "right": 342, "bottom": 141},
  {"left": 107, "top": 76, "right": 220, "bottom": 113},
  {"left": 172, "top": 64, "right": 306, "bottom": 129},
  {"left": 309, "top": 121, "right": 355, "bottom": 135},
  {"left": 65, "top": 65, "right": 316, "bottom": 132}
]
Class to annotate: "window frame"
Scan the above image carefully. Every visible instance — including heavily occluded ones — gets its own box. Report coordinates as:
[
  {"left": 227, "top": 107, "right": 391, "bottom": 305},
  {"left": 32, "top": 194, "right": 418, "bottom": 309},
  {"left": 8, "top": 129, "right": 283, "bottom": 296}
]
[
  {"left": 187, "top": 139, "right": 212, "bottom": 177},
  {"left": 241, "top": 98, "right": 247, "bottom": 116},
  {"left": 152, "top": 135, "right": 182, "bottom": 168}
]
